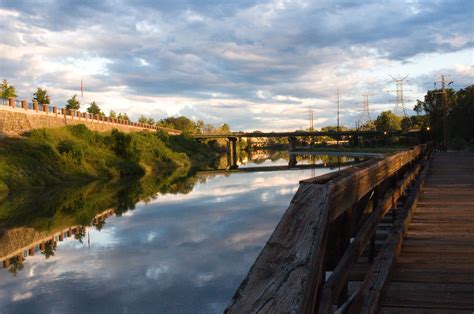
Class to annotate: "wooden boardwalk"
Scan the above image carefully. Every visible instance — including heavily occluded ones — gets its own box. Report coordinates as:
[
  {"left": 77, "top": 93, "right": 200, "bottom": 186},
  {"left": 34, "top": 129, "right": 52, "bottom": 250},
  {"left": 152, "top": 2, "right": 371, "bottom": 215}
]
[{"left": 381, "top": 152, "right": 474, "bottom": 313}]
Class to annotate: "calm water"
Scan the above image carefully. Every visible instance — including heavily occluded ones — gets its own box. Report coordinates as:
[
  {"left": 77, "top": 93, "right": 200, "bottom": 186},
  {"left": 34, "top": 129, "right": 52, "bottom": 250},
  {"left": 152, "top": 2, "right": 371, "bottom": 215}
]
[{"left": 0, "top": 152, "right": 361, "bottom": 313}]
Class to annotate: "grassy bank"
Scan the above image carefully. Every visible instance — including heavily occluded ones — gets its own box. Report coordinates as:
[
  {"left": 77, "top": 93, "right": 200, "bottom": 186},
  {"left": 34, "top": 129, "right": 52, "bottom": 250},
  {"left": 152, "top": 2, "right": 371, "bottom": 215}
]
[{"left": 0, "top": 125, "right": 219, "bottom": 195}]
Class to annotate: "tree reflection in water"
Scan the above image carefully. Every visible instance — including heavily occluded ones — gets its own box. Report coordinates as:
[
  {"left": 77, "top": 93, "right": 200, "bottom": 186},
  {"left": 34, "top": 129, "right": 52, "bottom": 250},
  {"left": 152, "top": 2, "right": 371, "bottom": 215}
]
[
  {"left": 0, "top": 165, "right": 203, "bottom": 276},
  {"left": 0, "top": 151, "right": 363, "bottom": 277}
]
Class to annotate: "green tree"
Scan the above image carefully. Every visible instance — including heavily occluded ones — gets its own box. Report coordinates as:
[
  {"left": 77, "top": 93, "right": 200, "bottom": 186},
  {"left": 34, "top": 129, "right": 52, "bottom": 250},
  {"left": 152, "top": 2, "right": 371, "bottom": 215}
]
[
  {"left": 0, "top": 79, "right": 17, "bottom": 102},
  {"left": 374, "top": 111, "right": 402, "bottom": 132},
  {"left": 195, "top": 120, "right": 205, "bottom": 134},
  {"left": 109, "top": 110, "right": 117, "bottom": 118},
  {"left": 147, "top": 117, "right": 155, "bottom": 125},
  {"left": 41, "top": 242, "right": 56, "bottom": 259},
  {"left": 117, "top": 113, "right": 129, "bottom": 121},
  {"left": 414, "top": 88, "right": 457, "bottom": 142},
  {"left": 451, "top": 85, "right": 474, "bottom": 141},
  {"left": 66, "top": 95, "right": 80, "bottom": 110},
  {"left": 8, "top": 257, "right": 24, "bottom": 277},
  {"left": 158, "top": 116, "right": 197, "bottom": 133},
  {"left": 217, "top": 123, "right": 231, "bottom": 134},
  {"left": 87, "top": 101, "right": 101, "bottom": 115},
  {"left": 138, "top": 115, "right": 148, "bottom": 124},
  {"left": 33, "top": 87, "right": 50, "bottom": 104}
]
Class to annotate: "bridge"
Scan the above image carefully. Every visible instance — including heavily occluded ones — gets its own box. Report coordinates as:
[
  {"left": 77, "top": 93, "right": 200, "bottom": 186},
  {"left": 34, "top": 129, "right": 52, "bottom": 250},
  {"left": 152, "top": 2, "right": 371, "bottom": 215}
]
[
  {"left": 225, "top": 145, "right": 474, "bottom": 313},
  {"left": 193, "top": 130, "right": 423, "bottom": 168}
]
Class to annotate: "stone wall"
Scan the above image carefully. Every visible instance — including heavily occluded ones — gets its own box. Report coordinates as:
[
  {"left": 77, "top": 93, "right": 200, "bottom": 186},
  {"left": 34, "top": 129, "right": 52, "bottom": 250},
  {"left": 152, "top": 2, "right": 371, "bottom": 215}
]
[{"left": 0, "top": 100, "right": 181, "bottom": 137}]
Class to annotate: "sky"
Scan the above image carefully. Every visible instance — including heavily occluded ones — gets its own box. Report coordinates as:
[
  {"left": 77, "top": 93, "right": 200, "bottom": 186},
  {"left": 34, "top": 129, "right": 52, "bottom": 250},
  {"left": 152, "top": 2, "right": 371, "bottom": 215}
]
[{"left": 0, "top": 0, "right": 473, "bottom": 131}]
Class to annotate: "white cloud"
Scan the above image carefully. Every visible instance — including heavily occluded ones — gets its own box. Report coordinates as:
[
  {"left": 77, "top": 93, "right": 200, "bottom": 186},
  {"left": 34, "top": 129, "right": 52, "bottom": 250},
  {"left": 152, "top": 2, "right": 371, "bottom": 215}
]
[{"left": 0, "top": 0, "right": 472, "bottom": 131}]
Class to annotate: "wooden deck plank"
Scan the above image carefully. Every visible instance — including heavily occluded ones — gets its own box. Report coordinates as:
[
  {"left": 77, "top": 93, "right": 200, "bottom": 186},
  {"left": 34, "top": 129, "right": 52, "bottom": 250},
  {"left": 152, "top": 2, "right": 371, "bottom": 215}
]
[{"left": 381, "top": 152, "right": 474, "bottom": 312}]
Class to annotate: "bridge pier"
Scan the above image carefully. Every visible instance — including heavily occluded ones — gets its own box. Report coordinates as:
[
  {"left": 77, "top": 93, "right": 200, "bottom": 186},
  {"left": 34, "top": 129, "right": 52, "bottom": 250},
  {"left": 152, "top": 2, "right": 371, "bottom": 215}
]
[
  {"left": 288, "top": 137, "right": 298, "bottom": 167},
  {"left": 288, "top": 136, "right": 297, "bottom": 151},
  {"left": 227, "top": 137, "right": 238, "bottom": 169}
]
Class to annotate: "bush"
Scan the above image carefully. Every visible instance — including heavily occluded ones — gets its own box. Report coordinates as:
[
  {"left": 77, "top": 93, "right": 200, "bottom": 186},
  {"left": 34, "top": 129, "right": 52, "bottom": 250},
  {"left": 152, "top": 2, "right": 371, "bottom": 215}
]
[{"left": 57, "top": 139, "right": 84, "bottom": 164}]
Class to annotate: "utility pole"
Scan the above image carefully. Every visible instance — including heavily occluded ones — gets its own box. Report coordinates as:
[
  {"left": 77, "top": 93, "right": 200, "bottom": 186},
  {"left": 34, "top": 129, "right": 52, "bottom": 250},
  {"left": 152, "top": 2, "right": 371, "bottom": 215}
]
[
  {"left": 337, "top": 88, "right": 340, "bottom": 132},
  {"left": 435, "top": 75, "right": 452, "bottom": 150},
  {"left": 337, "top": 89, "right": 340, "bottom": 145},
  {"left": 309, "top": 106, "right": 315, "bottom": 146},
  {"left": 308, "top": 106, "right": 314, "bottom": 131}
]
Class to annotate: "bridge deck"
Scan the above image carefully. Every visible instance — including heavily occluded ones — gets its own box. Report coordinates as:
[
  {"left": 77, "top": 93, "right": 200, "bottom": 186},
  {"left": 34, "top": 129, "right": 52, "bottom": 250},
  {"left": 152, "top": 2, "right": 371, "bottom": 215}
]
[{"left": 381, "top": 151, "right": 474, "bottom": 313}]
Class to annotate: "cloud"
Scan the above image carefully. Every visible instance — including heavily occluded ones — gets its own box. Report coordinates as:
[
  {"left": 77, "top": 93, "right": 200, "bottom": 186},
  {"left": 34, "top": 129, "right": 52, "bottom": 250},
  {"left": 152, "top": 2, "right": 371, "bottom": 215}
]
[{"left": 0, "top": 0, "right": 472, "bottom": 130}]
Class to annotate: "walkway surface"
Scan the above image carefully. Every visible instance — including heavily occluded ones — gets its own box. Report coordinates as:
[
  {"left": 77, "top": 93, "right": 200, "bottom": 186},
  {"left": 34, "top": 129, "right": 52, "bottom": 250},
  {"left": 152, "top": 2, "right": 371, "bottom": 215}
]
[{"left": 381, "top": 151, "right": 474, "bottom": 313}]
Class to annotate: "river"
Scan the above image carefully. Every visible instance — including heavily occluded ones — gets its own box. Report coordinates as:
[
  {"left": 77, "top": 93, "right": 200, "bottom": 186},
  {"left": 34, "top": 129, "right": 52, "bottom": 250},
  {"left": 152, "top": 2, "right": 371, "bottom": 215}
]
[{"left": 0, "top": 151, "right": 365, "bottom": 313}]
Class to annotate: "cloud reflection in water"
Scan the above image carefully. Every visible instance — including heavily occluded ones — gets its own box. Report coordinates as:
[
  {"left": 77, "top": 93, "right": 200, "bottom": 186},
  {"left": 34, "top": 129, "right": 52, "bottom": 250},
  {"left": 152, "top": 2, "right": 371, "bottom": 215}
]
[{"left": 0, "top": 165, "right": 337, "bottom": 313}]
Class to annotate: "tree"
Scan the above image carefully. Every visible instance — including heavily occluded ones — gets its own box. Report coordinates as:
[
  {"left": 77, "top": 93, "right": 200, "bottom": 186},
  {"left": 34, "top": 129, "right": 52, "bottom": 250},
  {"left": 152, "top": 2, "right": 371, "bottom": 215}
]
[
  {"left": 158, "top": 116, "right": 197, "bottom": 133},
  {"left": 8, "top": 257, "right": 24, "bottom": 277},
  {"left": 374, "top": 111, "right": 402, "bottom": 132},
  {"left": 117, "top": 113, "right": 129, "bottom": 121},
  {"left": 450, "top": 85, "right": 474, "bottom": 141},
  {"left": 0, "top": 79, "right": 17, "bottom": 102},
  {"left": 138, "top": 115, "right": 148, "bottom": 124},
  {"left": 414, "top": 88, "right": 457, "bottom": 142},
  {"left": 87, "top": 101, "right": 101, "bottom": 115},
  {"left": 66, "top": 95, "right": 80, "bottom": 110},
  {"left": 33, "top": 87, "right": 50, "bottom": 104},
  {"left": 109, "top": 110, "right": 117, "bottom": 118}
]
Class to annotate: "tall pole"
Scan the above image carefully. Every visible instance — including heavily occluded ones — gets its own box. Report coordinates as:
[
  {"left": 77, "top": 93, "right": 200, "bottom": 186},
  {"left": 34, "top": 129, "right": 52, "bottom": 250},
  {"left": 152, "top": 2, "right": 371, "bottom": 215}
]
[
  {"left": 441, "top": 75, "right": 448, "bottom": 150},
  {"left": 337, "top": 88, "right": 340, "bottom": 132},
  {"left": 337, "top": 89, "right": 340, "bottom": 146}
]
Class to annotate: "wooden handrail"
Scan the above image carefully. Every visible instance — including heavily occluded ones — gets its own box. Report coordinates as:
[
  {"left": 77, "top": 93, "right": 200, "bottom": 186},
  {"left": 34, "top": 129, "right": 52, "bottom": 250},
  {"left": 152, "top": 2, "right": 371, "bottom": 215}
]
[
  {"left": 348, "top": 155, "right": 432, "bottom": 313},
  {"left": 225, "top": 144, "right": 430, "bottom": 313},
  {"left": 318, "top": 155, "right": 428, "bottom": 313}
]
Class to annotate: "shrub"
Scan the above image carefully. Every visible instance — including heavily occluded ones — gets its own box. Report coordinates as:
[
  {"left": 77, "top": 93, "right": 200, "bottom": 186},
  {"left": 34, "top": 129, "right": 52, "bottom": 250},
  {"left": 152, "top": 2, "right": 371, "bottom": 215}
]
[{"left": 57, "top": 139, "right": 84, "bottom": 164}]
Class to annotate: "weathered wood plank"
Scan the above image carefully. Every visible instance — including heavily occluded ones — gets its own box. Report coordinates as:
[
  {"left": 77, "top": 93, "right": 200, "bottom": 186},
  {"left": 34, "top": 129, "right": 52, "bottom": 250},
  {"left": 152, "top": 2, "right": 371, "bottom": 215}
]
[
  {"left": 380, "top": 152, "right": 474, "bottom": 312},
  {"left": 225, "top": 184, "right": 332, "bottom": 313},
  {"left": 391, "top": 268, "right": 474, "bottom": 284},
  {"left": 382, "top": 282, "right": 474, "bottom": 310},
  {"left": 328, "top": 146, "right": 426, "bottom": 221},
  {"left": 382, "top": 306, "right": 472, "bottom": 313}
]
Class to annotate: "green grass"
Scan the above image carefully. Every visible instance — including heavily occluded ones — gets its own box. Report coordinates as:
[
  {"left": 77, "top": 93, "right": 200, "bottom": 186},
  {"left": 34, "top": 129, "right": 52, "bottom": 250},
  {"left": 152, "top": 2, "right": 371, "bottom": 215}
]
[{"left": 0, "top": 125, "right": 219, "bottom": 195}]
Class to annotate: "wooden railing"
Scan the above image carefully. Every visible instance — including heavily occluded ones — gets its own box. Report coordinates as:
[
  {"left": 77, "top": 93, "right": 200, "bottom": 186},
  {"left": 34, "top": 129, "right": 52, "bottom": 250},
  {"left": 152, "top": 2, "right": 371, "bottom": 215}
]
[{"left": 225, "top": 144, "right": 431, "bottom": 313}]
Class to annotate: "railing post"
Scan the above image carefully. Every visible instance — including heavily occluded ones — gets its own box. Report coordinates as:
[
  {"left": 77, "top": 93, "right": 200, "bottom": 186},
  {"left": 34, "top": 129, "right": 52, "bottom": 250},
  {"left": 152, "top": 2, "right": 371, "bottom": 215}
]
[
  {"left": 33, "top": 101, "right": 39, "bottom": 112},
  {"left": 324, "top": 210, "right": 351, "bottom": 305},
  {"left": 369, "top": 188, "right": 381, "bottom": 263},
  {"left": 53, "top": 106, "right": 58, "bottom": 115},
  {"left": 43, "top": 104, "right": 48, "bottom": 113},
  {"left": 21, "top": 100, "right": 27, "bottom": 110},
  {"left": 8, "top": 97, "right": 15, "bottom": 108}
]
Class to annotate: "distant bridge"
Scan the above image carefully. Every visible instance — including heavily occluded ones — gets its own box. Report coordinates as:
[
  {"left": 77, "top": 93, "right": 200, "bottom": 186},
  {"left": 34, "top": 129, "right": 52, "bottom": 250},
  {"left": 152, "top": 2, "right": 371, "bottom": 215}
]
[
  {"left": 193, "top": 130, "right": 422, "bottom": 168},
  {"left": 191, "top": 130, "right": 418, "bottom": 140}
]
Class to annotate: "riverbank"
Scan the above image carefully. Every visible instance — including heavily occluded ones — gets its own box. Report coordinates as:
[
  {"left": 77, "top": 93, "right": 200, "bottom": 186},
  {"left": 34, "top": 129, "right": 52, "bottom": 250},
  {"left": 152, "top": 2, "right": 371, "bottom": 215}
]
[{"left": 0, "top": 125, "right": 220, "bottom": 196}]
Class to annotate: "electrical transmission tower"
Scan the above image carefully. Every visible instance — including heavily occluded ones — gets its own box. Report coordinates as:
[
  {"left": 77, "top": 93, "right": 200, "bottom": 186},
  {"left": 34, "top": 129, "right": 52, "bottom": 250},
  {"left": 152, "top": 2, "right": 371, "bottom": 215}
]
[
  {"left": 388, "top": 75, "right": 410, "bottom": 118},
  {"left": 358, "top": 94, "right": 373, "bottom": 129}
]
